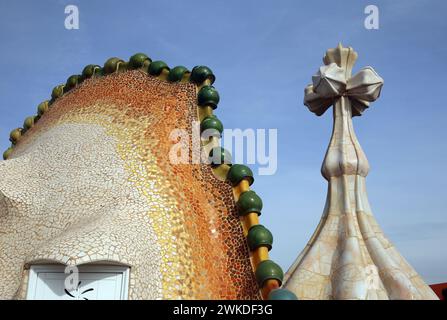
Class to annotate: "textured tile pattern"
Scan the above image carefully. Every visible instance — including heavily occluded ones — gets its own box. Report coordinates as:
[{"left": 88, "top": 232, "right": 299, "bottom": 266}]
[{"left": 0, "top": 70, "right": 260, "bottom": 300}]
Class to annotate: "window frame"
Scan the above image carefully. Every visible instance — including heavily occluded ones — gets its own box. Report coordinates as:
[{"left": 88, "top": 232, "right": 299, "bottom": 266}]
[{"left": 26, "top": 264, "right": 130, "bottom": 300}]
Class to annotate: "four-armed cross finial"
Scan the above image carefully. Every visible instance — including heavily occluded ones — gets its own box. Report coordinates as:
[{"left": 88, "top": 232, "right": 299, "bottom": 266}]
[{"left": 304, "top": 43, "right": 384, "bottom": 117}]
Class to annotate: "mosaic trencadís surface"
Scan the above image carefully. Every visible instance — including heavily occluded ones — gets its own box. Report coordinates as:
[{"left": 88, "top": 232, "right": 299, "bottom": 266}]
[
  {"left": 1, "top": 47, "right": 438, "bottom": 300},
  {"left": 0, "top": 61, "right": 262, "bottom": 299}
]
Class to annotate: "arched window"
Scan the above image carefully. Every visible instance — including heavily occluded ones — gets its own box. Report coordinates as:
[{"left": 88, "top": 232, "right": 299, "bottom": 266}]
[{"left": 26, "top": 264, "right": 129, "bottom": 300}]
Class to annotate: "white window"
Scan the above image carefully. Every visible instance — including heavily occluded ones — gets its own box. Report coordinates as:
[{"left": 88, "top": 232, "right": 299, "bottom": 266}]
[{"left": 26, "top": 265, "right": 129, "bottom": 300}]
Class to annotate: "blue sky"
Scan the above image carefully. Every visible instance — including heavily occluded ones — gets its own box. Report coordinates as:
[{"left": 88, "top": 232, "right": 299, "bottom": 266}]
[{"left": 0, "top": 0, "right": 446, "bottom": 284}]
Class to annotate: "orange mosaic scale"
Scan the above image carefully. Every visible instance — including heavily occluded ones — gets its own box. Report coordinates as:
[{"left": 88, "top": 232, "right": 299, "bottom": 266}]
[{"left": 11, "top": 69, "right": 261, "bottom": 299}]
